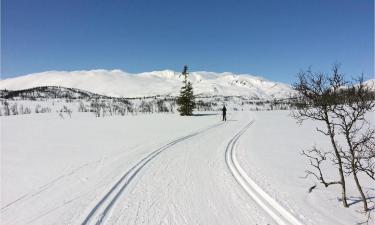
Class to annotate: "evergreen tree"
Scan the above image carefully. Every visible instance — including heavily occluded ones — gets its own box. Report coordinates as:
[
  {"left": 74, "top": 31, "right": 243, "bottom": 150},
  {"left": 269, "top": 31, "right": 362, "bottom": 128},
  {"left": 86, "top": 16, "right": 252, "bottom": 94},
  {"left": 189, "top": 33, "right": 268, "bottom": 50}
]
[{"left": 177, "top": 65, "right": 196, "bottom": 116}]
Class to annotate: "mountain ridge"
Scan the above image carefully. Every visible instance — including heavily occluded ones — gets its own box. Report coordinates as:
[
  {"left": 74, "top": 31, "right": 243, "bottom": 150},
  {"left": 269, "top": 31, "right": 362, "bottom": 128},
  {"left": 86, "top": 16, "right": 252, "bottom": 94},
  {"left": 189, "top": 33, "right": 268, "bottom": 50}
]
[{"left": 0, "top": 69, "right": 295, "bottom": 99}]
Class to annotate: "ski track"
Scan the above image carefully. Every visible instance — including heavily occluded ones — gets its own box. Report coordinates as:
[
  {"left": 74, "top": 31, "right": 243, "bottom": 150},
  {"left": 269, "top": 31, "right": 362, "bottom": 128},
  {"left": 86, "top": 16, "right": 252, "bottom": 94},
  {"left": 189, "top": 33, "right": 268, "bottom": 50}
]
[
  {"left": 225, "top": 120, "right": 304, "bottom": 225},
  {"left": 80, "top": 122, "right": 224, "bottom": 225}
]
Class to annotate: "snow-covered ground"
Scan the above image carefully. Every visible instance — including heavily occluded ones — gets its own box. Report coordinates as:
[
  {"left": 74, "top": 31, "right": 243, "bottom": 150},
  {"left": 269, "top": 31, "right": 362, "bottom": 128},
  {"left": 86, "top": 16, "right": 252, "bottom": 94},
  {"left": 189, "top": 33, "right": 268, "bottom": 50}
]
[
  {"left": 237, "top": 111, "right": 374, "bottom": 225},
  {"left": 1, "top": 111, "right": 374, "bottom": 225}
]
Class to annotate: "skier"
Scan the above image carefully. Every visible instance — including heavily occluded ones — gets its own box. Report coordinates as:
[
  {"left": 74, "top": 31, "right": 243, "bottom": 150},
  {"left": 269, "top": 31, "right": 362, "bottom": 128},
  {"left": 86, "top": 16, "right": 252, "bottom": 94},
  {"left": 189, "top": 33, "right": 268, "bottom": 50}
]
[{"left": 222, "top": 105, "right": 227, "bottom": 121}]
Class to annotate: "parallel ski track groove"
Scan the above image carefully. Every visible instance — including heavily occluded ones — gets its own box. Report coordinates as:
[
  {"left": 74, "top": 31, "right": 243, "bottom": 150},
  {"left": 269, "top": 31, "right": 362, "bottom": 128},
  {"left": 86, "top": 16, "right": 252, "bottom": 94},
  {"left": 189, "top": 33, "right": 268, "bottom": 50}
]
[
  {"left": 225, "top": 120, "right": 304, "bottom": 225},
  {"left": 81, "top": 122, "right": 223, "bottom": 225}
]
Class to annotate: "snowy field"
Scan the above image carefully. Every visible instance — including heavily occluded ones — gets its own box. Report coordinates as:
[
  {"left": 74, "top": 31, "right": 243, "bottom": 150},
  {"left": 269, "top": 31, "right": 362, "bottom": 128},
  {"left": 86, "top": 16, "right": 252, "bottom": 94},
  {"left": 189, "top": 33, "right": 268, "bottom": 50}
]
[{"left": 1, "top": 110, "right": 374, "bottom": 225}]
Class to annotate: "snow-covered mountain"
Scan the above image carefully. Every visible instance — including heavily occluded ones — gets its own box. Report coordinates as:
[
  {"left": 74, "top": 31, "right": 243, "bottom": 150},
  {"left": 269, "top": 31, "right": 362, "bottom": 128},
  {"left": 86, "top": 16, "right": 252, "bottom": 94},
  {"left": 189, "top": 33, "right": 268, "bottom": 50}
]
[{"left": 0, "top": 69, "right": 294, "bottom": 99}]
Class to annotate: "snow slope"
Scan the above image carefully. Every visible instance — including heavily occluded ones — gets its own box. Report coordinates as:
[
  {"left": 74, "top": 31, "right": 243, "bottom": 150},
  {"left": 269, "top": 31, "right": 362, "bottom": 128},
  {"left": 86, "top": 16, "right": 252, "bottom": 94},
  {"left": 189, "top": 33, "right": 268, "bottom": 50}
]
[
  {"left": 0, "top": 70, "right": 294, "bottom": 99},
  {"left": 1, "top": 111, "right": 373, "bottom": 225}
]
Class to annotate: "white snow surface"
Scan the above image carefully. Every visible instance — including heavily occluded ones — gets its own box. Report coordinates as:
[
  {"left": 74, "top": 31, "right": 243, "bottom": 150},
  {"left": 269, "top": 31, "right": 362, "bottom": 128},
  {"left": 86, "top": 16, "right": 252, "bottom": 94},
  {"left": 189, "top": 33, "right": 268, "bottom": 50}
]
[
  {"left": 1, "top": 111, "right": 373, "bottom": 225},
  {"left": 0, "top": 70, "right": 294, "bottom": 98}
]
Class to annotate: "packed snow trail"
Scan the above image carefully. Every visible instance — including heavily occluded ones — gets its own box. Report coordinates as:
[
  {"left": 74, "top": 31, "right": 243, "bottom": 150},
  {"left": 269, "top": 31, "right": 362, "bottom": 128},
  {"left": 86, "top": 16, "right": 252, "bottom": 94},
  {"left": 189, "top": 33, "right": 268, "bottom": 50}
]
[
  {"left": 225, "top": 120, "right": 304, "bottom": 225},
  {"left": 79, "top": 122, "right": 224, "bottom": 225},
  {"left": 93, "top": 113, "right": 277, "bottom": 225},
  {"left": 79, "top": 113, "right": 305, "bottom": 225}
]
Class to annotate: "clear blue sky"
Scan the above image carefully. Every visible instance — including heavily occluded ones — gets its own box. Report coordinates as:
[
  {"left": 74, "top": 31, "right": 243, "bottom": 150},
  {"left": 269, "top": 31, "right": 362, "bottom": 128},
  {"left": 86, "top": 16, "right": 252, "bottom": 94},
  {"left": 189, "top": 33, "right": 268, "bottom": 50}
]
[{"left": 1, "top": 0, "right": 374, "bottom": 83}]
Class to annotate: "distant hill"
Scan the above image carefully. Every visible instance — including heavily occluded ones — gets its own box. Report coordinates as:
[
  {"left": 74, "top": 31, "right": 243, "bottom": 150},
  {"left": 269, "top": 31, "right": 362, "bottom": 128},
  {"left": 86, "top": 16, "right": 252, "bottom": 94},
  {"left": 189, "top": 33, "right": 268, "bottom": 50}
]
[
  {"left": 0, "top": 86, "right": 109, "bottom": 100},
  {"left": 0, "top": 70, "right": 295, "bottom": 99}
]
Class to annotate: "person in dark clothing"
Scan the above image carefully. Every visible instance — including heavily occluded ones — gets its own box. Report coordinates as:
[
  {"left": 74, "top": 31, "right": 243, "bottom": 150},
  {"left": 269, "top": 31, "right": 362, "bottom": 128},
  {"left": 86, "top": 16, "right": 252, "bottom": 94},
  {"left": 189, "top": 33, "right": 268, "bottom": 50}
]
[{"left": 222, "top": 105, "right": 227, "bottom": 121}]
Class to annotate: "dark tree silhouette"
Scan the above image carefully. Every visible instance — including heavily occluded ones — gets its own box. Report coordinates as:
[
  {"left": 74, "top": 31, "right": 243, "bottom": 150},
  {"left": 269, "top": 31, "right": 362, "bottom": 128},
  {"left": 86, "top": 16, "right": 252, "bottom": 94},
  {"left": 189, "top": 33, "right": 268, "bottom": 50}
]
[{"left": 177, "top": 65, "right": 196, "bottom": 116}]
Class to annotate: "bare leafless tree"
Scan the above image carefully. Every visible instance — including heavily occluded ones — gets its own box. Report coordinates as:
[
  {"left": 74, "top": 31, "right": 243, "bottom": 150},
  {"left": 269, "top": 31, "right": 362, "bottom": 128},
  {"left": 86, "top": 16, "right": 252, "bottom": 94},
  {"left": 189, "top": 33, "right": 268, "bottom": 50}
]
[
  {"left": 293, "top": 64, "right": 375, "bottom": 211},
  {"left": 301, "top": 146, "right": 341, "bottom": 188},
  {"left": 292, "top": 64, "right": 348, "bottom": 207},
  {"left": 330, "top": 76, "right": 375, "bottom": 211}
]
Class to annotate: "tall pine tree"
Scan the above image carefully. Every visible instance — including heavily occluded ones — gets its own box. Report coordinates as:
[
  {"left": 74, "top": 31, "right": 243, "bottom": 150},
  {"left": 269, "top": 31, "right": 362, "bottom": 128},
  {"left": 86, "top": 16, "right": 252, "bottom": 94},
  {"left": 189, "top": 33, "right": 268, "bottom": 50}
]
[{"left": 177, "top": 65, "right": 196, "bottom": 116}]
